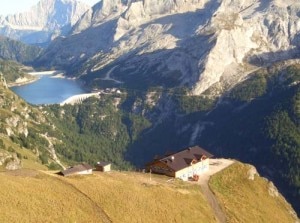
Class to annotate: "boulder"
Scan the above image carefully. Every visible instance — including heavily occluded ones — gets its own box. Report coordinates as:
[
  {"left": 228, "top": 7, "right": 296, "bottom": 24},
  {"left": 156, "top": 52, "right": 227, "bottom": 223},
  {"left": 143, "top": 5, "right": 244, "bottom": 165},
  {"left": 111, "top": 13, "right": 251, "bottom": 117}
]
[
  {"left": 247, "top": 164, "right": 259, "bottom": 180},
  {"left": 5, "top": 154, "right": 22, "bottom": 170}
]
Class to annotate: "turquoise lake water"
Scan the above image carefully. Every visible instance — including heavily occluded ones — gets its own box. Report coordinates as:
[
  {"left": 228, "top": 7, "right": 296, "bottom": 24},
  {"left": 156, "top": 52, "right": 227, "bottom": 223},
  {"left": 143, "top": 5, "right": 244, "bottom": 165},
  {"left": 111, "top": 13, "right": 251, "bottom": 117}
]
[{"left": 11, "top": 75, "right": 86, "bottom": 105}]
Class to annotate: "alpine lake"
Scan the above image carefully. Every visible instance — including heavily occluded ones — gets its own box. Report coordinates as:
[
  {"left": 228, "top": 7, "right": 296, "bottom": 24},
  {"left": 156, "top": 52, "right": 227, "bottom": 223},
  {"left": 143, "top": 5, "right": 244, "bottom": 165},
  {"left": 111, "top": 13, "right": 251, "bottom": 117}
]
[{"left": 11, "top": 72, "right": 86, "bottom": 105}]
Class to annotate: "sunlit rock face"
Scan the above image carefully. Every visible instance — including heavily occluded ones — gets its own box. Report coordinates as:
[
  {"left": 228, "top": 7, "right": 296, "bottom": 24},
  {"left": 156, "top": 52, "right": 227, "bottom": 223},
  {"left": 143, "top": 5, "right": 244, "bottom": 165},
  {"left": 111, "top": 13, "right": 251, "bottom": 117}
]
[{"left": 38, "top": 0, "right": 300, "bottom": 95}]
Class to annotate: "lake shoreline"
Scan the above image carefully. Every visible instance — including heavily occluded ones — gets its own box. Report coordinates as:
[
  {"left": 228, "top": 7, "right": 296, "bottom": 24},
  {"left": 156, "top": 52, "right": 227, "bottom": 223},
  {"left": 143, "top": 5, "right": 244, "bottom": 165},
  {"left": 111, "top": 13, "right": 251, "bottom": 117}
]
[
  {"left": 28, "top": 70, "right": 65, "bottom": 76},
  {"left": 10, "top": 71, "right": 88, "bottom": 105},
  {"left": 7, "top": 76, "right": 38, "bottom": 87},
  {"left": 8, "top": 70, "right": 68, "bottom": 87}
]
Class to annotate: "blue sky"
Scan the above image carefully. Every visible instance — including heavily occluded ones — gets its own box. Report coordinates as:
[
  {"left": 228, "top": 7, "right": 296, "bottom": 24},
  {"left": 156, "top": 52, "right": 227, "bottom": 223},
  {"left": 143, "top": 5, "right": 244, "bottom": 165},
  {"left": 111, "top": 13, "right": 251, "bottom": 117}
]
[{"left": 0, "top": 0, "right": 99, "bottom": 16}]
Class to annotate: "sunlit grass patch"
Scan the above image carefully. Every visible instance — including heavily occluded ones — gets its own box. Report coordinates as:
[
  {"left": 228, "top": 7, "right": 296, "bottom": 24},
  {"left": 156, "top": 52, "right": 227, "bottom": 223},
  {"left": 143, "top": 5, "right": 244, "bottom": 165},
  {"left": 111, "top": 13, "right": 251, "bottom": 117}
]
[{"left": 209, "top": 162, "right": 297, "bottom": 223}]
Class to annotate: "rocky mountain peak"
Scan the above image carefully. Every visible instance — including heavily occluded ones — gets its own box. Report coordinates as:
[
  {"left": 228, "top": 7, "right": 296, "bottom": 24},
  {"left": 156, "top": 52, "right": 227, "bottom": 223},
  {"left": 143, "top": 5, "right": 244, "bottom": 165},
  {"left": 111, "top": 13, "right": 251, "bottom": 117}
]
[
  {"left": 0, "top": 0, "right": 90, "bottom": 45},
  {"left": 71, "top": 0, "right": 125, "bottom": 34},
  {"left": 72, "top": 0, "right": 208, "bottom": 34}
]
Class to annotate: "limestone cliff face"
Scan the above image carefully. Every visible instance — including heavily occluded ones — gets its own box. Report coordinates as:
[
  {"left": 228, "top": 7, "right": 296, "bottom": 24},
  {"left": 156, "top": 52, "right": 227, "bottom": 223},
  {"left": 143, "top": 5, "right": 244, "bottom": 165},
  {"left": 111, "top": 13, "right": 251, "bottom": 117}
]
[
  {"left": 193, "top": 0, "right": 300, "bottom": 94},
  {"left": 0, "top": 0, "right": 90, "bottom": 45},
  {"left": 71, "top": 0, "right": 125, "bottom": 34},
  {"left": 38, "top": 0, "right": 300, "bottom": 95},
  {"left": 72, "top": 0, "right": 208, "bottom": 34}
]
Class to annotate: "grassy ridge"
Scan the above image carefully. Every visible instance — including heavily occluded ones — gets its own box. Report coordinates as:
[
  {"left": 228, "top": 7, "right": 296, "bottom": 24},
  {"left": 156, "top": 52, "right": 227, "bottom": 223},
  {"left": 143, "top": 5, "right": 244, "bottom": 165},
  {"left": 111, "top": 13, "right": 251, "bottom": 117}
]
[
  {"left": 66, "top": 171, "right": 216, "bottom": 223},
  {"left": 209, "top": 162, "right": 297, "bottom": 223},
  {"left": 0, "top": 170, "right": 216, "bottom": 223},
  {"left": 0, "top": 162, "right": 298, "bottom": 222}
]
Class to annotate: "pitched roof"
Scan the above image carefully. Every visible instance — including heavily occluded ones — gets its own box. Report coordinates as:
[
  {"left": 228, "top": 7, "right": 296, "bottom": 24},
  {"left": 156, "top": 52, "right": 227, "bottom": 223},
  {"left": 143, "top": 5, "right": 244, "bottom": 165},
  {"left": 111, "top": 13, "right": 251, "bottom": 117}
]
[
  {"left": 157, "top": 146, "right": 213, "bottom": 172},
  {"left": 61, "top": 163, "right": 93, "bottom": 176}
]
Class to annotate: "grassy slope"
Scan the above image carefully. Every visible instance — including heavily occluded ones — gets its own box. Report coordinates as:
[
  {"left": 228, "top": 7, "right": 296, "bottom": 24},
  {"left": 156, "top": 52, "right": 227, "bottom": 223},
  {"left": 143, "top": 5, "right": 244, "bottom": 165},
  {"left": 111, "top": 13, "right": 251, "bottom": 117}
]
[
  {"left": 65, "top": 171, "right": 215, "bottom": 223},
  {"left": 0, "top": 171, "right": 105, "bottom": 223},
  {"left": 0, "top": 144, "right": 47, "bottom": 171},
  {"left": 0, "top": 170, "right": 216, "bottom": 223},
  {"left": 0, "top": 163, "right": 298, "bottom": 223},
  {"left": 209, "top": 162, "right": 297, "bottom": 223}
]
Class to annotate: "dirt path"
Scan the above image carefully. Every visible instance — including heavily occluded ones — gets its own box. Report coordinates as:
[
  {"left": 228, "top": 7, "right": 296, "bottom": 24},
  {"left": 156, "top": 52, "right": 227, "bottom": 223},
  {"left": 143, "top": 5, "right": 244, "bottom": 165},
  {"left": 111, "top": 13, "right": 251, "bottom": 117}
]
[
  {"left": 57, "top": 177, "right": 112, "bottom": 223},
  {"left": 198, "top": 159, "right": 234, "bottom": 223},
  {"left": 201, "top": 181, "right": 226, "bottom": 223},
  {"left": 100, "top": 65, "right": 123, "bottom": 84}
]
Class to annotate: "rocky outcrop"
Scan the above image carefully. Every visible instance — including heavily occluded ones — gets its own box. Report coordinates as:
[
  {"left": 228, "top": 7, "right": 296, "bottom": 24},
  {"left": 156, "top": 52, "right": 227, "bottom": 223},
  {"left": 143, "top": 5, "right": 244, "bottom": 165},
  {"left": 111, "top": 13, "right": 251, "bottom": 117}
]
[
  {"left": 5, "top": 116, "right": 28, "bottom": 137},
  {"left": 247, "top": 164, "right": 259, "bottom": 180},
  {"left": 0, "top": 151, "right": 11, "bottom": 166},
  {"left": 0, "top": 0, "right": 90, "bottom": 45},
  {"left": 268, "top": 181, "right": 279, "bottom": 197},
  {"left": 71, "top": 0, "right": 125, "bottom": 34},
  {"left": 0, "top": 152, "right": 22, "bottom": 170},
  {"left": 0, "top": 73, "right": 7, "bottom": 89},
  {"left": 5, "top": 154, "right": 22, "bottom": 170}
]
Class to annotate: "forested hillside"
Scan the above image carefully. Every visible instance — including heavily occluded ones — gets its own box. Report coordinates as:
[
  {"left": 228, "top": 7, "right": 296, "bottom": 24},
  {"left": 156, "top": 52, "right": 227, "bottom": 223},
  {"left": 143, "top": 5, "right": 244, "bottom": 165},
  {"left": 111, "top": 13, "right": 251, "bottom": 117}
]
[
  {"left": 45, "top": 92, "right": 151, "bottom": 169},
  {"left": 0, "top": 37, "right": 41, "bottom": 85},
  {"left": 198, "top": 62, "right": 300, "bottom": 213},
  {"left": 0, "top": 36, "right": 41, "bottom": 63},
  {"left": 0, "top": 59, "right": 33, "bottom": 84},
  {"left": 0, "top": 74, "right": 149, "bottom": 170},
  {"left": 0, "top": 73, "right": 59, "bottom": 170}
]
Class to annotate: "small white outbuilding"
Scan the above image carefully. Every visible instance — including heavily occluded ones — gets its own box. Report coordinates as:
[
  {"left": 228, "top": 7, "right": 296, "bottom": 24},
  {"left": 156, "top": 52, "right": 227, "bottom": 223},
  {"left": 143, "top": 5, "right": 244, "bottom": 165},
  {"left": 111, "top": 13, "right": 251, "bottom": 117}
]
[{"left": 95, "top": 161, "right": 112, "bottom": 172}]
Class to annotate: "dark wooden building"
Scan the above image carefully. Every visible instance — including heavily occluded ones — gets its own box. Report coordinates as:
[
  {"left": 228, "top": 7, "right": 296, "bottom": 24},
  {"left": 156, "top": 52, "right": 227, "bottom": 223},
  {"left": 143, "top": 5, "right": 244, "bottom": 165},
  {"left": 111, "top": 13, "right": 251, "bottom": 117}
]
[{"left": 146, "top": 146, "right": 213, "bottom": 181}]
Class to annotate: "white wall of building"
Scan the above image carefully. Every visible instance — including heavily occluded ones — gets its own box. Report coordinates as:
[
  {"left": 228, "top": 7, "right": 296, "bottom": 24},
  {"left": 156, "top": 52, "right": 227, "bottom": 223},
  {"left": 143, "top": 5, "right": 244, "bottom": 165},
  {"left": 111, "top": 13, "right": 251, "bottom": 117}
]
[
  {"left": 175, "top": 159, "right": 209, "bottom": 181},
  {"left": 77, "top": 169, "right": 93, "bottom": 175}
]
